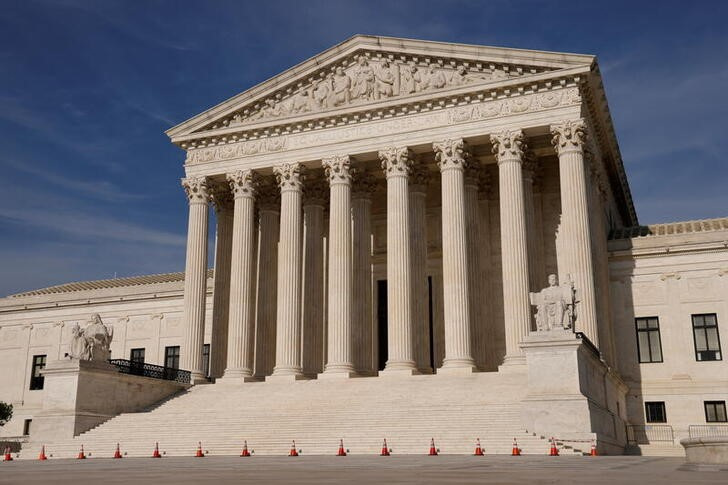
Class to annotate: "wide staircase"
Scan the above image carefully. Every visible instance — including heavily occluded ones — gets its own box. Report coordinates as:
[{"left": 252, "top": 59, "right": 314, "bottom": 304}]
[{"left": 20, "top": 371, "right": 585, "bottom": 458}]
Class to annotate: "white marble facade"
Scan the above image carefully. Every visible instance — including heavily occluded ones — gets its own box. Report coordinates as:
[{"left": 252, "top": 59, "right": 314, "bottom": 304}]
[{"left": 0, "top": 36, "right": 726, "bottom": 449}]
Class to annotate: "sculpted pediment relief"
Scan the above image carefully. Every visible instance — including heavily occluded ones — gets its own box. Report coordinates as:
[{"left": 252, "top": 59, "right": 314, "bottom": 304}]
[{"left": 168, "top": 36, "right": 594, "bottom": 140}]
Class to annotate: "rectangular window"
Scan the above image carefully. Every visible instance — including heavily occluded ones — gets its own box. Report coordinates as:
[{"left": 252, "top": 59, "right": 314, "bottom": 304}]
[
  {"left": 130, "top": 348, "right": 145, "bottom": 364},
  {"left": 635, "top": 317, "right": 663, "bottom": 363},
  {"left": 23, "top": 419, "right": 32, "bottom": 436},
  {"left": 705, "top": 401, "right": 728, "bottom": 423},
  {"left": 692, "top": 314, "right": 722, "bottom": 361},
  {"left": 645, "top": 401, "right": 667, "bottom": 423},
  {"left": 202, "top": 344, "right": 210, "bottom": 378},
  {"left": 164, "top": 346, "right": 180, "bottom": 369},
  {"left": 29, "top": 354, "right": 46, "bottom": 390}
]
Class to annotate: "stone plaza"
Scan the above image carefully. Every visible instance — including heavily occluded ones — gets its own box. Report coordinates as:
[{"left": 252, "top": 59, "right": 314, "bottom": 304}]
[{"left": 0, "top": 35, "right": 726, "bottom": 462}]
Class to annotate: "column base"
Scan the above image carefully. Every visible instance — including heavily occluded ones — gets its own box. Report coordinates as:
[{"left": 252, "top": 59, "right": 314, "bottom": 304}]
[
  {"left": 318, "top": 371, "right": 358, "bottom": 380},
  {"left": 379, "top": 367, "right": 420, "bottom": 378},
  {"left": 266, "top": 374, "right": 309, "bottom": 383},
  {"left": 190, "top": 371, "right": 210, "bottom": 385},
  {"left": 498, "top": 354, "right": 527, "bottom": 373},
  {"left": 436, "top": 365, "right": 478, "bottom": 376}
]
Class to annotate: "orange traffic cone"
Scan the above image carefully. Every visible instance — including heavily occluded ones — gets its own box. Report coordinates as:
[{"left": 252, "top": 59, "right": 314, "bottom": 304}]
[
  {"left": 336, "top": 439, "right": 347, "bottom": 456},
  {"left": 590, "top": 440, "right": 598, "bottom": 456},
  {"left": 380, "top": 439, "right": 390, "bottom": 456},
  {"left": 289, "top": 440, "right": 299, "bottom": 457},
  {"left": 113, "top": 443, "right": 122, "bottom": 459},
  {"left": 511, "top": 438, "right": 521, "bottom": 456},
  {"left": 3, "top": 447, "right": 13, "bottom": 461},
  {"left": 38, "top": 445, "right": 48, "bottom": 461},
  {"left": 428, "top": 438, "right": 438, "bottom": 456},
  {"left": 152, "top": 442, "right": 162, "bottom": 458},
  {"left": 77, "top": 444, "right": 86, "bottom": 460},
  {"left": 473, "top": 438, "right": 484, "bottom": 456},
  {"left": 549, "top": 437, "right": 559, "bottom": 456},
  {"left": 240, "top": 440, "right": 251, "bottom": 457},
  {"left": 195, "top": 442, "right": 205, "bottom": 458}
]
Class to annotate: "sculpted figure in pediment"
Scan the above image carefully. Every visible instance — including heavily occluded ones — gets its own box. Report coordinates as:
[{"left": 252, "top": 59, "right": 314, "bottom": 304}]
[
  {"left": 400, "top": 64, "right": 417, "bottom": 94},
  {"left": 351, "top": 55, "right": 376, "bottom": 100},
  {"left": 450, "top": 66, "right": 473, "bottom": 86},
  {"left": 311, "top": 77, "right": 331, "bottom": 109},
  {"left": 328, "top": 66, "right": 351, "bottom": 107},
  {"left": 290, "top": 89, "right": 311, "bottom": 114},
  {"left": 424, "top": 64, "right": 447, "bottom": 91},
  {"left": 375, "top": 59, "right": 396, "bottom": 99}
]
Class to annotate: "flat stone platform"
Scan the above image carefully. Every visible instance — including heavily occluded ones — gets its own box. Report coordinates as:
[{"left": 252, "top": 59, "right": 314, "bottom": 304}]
[{"left": 0, "top": 455, "right": 725, "bottom": 485}]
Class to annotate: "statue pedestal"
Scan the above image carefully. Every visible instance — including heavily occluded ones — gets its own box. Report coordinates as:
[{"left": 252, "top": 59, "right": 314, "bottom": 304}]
[
  {"left": 520, "top": 330, "right": 628, "bottom": 454},
  {"left": 32, "top": 359, "right": 189, "bottom": 442}
]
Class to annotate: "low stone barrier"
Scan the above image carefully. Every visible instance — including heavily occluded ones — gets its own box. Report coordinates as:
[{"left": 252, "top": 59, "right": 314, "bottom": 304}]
[{"left": 680, "top": 437, "right": 728, "bottom": 464}]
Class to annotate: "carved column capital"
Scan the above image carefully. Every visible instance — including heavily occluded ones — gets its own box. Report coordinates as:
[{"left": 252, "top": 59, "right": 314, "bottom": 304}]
[
  {"left": 522, "top": 151, "right": 539, "bottom": 184},
  {"left": 434, "top": 138, "right": 469, "bottom": 171},
  {"left": 550, "top": 118, "right": 587, "bottom": 155},
  {"left": 464, "top": 163, "right": 483, "bottom": 188},
  {"left": 410, "top": 163, "right": 431, "bottom": 193},
  {"left": 226, "top": 170, "right": 259, "bottom": 199},
  {"left": 477, "top": 170, "right": 493, "bottom": 200},
  {"left": 322, "top": 155, "right": 352, "bottom": 185},
  {"left": 304, "top": 177, "right": 329, "bottom": 206},
  {"left": 273, "top": 162, "right": 306, "bottom": 192},
  {"left": 210, "top": 184, "right": 234, "bottom": 213},
  {"left": 352, "top": 170, "right": 378, "bottom": 199},
  {"left": 490, "top": 130, "right": 526, "bottom": 164},
  {"left": 379, "top": 147, "right": 414, "bottom": 177},
  {"left": 181, "top": 176, "right": 210, "bottom": 204}
]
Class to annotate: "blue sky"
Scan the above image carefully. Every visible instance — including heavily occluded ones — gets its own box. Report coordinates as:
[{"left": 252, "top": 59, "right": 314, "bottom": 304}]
[{"left": 1, "top": 0, "right": 727, "bottom": 296}]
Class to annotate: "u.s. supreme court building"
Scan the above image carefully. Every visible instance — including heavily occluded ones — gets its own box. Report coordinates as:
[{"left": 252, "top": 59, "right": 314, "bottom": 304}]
[{"left": 1, "top": 36, "right": 726, "bottom": 458}]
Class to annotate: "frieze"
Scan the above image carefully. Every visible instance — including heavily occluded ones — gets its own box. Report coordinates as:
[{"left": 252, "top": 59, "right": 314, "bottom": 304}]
[{"left": 185, "top": 87, "right": 580, "bottom": 165}]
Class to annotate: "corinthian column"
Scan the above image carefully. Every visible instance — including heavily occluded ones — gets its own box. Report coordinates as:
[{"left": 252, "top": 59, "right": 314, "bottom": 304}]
[
  {"left": 321, "top": 155, "right": 355, "bottom": 377},
  {"left": 491, "top": 130, "right": 531, "bottom": 363},
  {"left": 551, "top": 119, "right": 599, "bottom": 347},
  {"left": 352, "top": 171, "right": 376, "bottom": 375},
  {"left": 301, "top": 178, "right": 327, "bottom": 377},
  {"left": 271, "top": 162, "right": 306, "bottom": 378},
  {"left": 522, "top": 156, "right": 542, "bottom": 297},
  {"left": 379, "top": 147, "right": 417, "bottom": 374},
  {"left": 254, "top": 179, "right": 279, "bottom": 378},
  {"left": 434, "top": 139, "right": 476, "bottom": 371},
  {"left": 180, "top": 176, "right": 210, "bottom": 383},
  {"left": 409, "top": 164, "right": 432, "bottom": 374},
  {"left": 464, "top": 165, "right": 486, "bottom": 371},
  {"left": 223, "top": 170, "right": 258, "bottom": 380},
  {"left": 209, "top": 185, "right": 234, "bottom": 379}
]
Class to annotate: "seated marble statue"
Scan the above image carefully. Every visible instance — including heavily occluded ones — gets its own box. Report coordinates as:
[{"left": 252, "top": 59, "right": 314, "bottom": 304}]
[
  {"left": 69, "top": 314, "right": 113, "bottom": 361},
  {"left": 529, "top": 274, "right": 577, "bottom": 332}
]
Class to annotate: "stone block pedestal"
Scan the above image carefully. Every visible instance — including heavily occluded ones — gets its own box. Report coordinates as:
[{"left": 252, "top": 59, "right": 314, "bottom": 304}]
[
  {"left": 520, "top": 330, "right": 628, "bottom": 454},
  {"left": 33, "top": 359, "right": 189, "bottom": 442}
]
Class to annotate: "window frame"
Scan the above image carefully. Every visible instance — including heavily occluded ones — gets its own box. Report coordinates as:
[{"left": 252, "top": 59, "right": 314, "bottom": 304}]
[
  {"left": 130, "top": 348, "right": 145, "bottom": 364},
  {"left": 691, "top": 313, "right": 722, "bottom": 362},
  {"left": 164, "top": 346, "right": 180, "bottom": 370},
  {"left": 704, "top": 401, "right": 728, "bottom": 423},
  {"left": 645, "top": 401, "right": 667, "bottom": 423},
  {"left": 635, "top": 316, "right": 664, "bottom": 363},
  {"left": 202, "top": 343, "right": 210, "bottom": 378},
  {"left": 29, "top": 354, "right": 47, "bottom": 390}
]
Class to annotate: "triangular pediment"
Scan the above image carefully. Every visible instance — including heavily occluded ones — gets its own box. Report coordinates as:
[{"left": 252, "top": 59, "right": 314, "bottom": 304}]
[{"left": 166, "top": 35, "right": 594, "bottom": 142}]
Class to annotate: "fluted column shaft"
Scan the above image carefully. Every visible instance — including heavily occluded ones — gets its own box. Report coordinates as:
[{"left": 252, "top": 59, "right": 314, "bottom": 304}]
[
  {"left": 223, "top": 171, "right": 257, "bottom": 379},
  {"left": 409, "top": 172, "right": 431, "bottom": 373},
  {"left": 254, "top": 196, "right": 278, "bottom": 378},
  {"left": 181, "top": 177, "right": 210, "bottom": 383},
  {"left": 552, "top": 119, "right": 599, "bottom": 347},
  {"left": 272, "top": 163, "right": 305, "bottom": 377},
  {"left": 322, "top": 156, "right": 355, "bottom": 375},
  {"left": 434, "top": 139, "right": 476, "bottom": 370},
  {"left": 301, "top": 183, "right": 326, "bottom": 377},
  {"left": 492, "top": 131, "right": 531, "bottom": 362},
  {"left": 464, "top": 170, "right": 486, "bottom": 370},
  {"left": 352, "top": 175, "right": 375, "bottom": 374},
  {"left": 209, "top": 188, "right": 233, "bottom": 379},
  {"left": 379, "top": 147, "right": 417, "bottom": 372},
  {"left": 523, "top": 161, "right": 541, "bottom": 297}
]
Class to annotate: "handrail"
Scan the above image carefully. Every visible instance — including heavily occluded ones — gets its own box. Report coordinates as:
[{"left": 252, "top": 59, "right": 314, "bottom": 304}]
[
  {"left": 626, "top": 424, "right": 674, "bottom": 444},
  {"left": 688, "top": 424, "right": 728, "bottom": 439},
  {"left": 108, "top": 359, "right": 191, "bottom": 384}
]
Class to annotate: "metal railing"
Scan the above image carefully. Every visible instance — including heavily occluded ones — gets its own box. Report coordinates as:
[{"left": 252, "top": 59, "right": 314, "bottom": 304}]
[
  {"left": 108, "top": 359, "right": 191, "bottom": 384},
  {"left": 626, "top": 424, "right": 674, "bottom": 445},
  {"left": 688, "top": 424, "right": 728, "bottom": 439}
]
